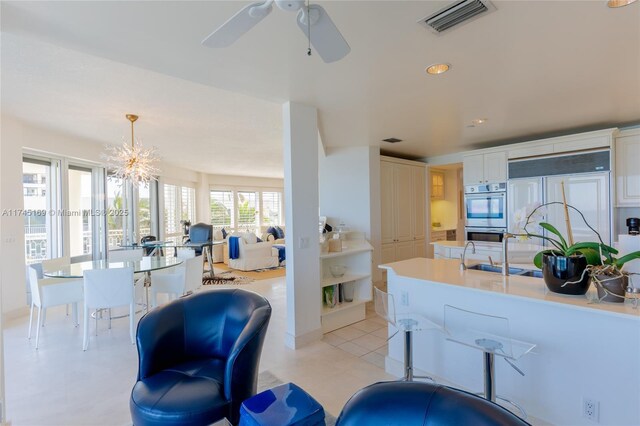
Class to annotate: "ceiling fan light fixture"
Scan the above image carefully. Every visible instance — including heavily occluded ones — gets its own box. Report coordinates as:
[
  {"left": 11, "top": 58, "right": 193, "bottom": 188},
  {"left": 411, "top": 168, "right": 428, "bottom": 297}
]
[
  {"left": 426, "top": 63, "right": 451, "bottom": 75},
  {"left": 607, "top": 0, "right": 637, "bottom": 7}
]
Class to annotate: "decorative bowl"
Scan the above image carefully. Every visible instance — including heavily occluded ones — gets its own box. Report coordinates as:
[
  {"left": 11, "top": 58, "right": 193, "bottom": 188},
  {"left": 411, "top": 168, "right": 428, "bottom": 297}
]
[{"left": 330, "top": 264, "right": 347, "bottom": 278}]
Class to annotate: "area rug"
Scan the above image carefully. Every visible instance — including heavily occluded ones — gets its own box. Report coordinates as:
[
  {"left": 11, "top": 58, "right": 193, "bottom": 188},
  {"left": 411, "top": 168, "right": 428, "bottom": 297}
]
[
  {"left": 202, "top": 270, "right": 254, "bottom": 285},
  {"left": 257, "top": 371, "right": 337, "bottom": 426},
  {"left": 212, "top": 263, "right": 286, "bottom": 280}
]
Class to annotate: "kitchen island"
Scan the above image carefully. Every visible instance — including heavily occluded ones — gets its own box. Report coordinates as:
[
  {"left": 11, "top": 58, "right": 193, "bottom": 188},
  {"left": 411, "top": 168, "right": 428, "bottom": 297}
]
[{"left": 380, "top": 258, "right": 640, "bottom": 426}]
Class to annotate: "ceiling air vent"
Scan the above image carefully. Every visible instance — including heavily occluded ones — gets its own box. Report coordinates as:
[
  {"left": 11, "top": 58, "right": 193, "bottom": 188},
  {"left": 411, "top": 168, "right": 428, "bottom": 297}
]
[
  {"left": 418, "top": 0, "right": 496, "bottom": 34},
  {"left": 382, "top": 138, "right": 403, "bottom": 143}
]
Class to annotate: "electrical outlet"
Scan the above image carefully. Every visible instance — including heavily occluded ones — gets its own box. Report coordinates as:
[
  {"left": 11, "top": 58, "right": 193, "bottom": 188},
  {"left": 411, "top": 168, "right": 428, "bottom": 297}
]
[
  {"left": 583, "top": 398, "right": 599, "bottom": 422},
  {"left": 400, "top": 291, "right": 409, "bottom": 306}
]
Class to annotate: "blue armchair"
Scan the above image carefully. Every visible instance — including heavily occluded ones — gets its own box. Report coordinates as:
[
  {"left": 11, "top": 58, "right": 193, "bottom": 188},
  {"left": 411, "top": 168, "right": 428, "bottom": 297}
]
[
  {"left": 186, "top": 223, "right": 213, "bottom": 256},
  {"left": 130, "top": 289, "right": 272, "bottom": 426},
  {"left": 336, "top": 381, "right": 530, "bottom": 426}
]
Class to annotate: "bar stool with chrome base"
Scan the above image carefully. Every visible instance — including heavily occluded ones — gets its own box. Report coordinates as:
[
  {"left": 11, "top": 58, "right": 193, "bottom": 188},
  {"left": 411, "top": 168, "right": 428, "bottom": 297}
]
[
  {"left": 443, "top": 304, "right": 536, "bottom": 419},
  {"left": 374, "top": 287, "right": 441, "bottom": 381}
]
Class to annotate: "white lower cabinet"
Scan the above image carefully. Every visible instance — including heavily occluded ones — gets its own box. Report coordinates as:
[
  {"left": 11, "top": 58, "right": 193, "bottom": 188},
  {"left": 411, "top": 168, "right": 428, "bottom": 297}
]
[{"left": 320, "top": 238, "right": 373, "bottom": 333}]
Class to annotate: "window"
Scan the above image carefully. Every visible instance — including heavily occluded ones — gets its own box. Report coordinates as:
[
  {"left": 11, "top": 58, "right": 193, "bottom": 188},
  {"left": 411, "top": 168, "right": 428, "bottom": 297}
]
[
  {"left": 209, "top": 189, "right": 284, "bottom": 232},
  {"left": 164, "top": 184, "right": 196, "bottom": 244},
  {"left": 106, "top": 176, "right": 126, "bottom": 249},
  {"left": 210, "top": 190, "right": 234, "bottom": 228},
  {"left": 237, "top": 191, "right": 258, "bottom": 231},
  {"left": 261, "top": 191, "right": 282, "bottom": 226},
  {"left": 68, "top": 166, "right": 94, "bottom": 259},
  {"left": 23, "top": 157, "right": 60, "bottom": 264}
]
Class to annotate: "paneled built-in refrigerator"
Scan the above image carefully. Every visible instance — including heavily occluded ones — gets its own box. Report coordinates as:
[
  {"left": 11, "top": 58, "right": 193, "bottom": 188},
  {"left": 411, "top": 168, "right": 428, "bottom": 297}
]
[{"left": 507, "top": 150, "right": 612, "bottom": 245}]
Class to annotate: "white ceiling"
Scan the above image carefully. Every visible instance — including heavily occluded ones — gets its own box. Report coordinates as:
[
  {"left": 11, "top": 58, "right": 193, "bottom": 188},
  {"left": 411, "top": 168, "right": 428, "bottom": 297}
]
[{"left": 2, "top": 1, "right": 639, "bottom": 177}]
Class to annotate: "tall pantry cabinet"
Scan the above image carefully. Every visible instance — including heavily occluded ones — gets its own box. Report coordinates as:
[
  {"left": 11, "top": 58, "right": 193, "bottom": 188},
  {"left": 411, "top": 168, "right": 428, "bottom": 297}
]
[{"left": 381, "top": 156, "right": 427, "bottom": 264}]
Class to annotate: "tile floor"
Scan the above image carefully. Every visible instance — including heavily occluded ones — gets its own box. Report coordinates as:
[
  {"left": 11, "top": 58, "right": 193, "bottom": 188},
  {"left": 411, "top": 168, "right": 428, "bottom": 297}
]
[
  {"left": 3, "top": 275, "right": 394, "bottom": 425},
  {"left": 322, "top": 315, "right": 390, "bottom": 370}
]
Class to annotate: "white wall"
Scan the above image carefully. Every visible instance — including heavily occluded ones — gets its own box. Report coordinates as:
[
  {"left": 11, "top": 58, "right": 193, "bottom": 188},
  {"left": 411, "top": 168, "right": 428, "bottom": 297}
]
[
  {"left": 319, "top": 145, "right": 381, "bottom": 283},
  {"left": 283, "top": 102, "right": 321, "bottom": 348}
]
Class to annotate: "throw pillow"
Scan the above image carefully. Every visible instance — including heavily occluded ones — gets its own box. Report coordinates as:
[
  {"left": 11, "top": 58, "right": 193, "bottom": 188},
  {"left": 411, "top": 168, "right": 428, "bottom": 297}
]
[
  {"left": 221, "top": 228, "right": 228, "bottom": 239},
  {"left": 274, "top": 226, "right": 285, "bottom": 239},
  {"left": 266, "top": 226, "right": 278, "bottom": 240},
  {"left": 213, "top": 229, "right": 224, "bottom": 241},
  {"left": 242, "top": 232, "right": 258, "bottom": 244}
]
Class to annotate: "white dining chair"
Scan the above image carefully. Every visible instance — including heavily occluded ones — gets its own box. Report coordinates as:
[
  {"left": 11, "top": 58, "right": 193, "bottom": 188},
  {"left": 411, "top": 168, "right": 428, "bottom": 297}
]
[
  {"left": 26, "top": 264, "right": 83, "bottom": 350},
  {"left": 82, "top": 267, "right": 135, "bottom": 351},
  {"left": 41, "top": 256, "right": 78, "bottom": 318},
  {"left": 150, "top": 255, "right": 203, "bottom": 308}
]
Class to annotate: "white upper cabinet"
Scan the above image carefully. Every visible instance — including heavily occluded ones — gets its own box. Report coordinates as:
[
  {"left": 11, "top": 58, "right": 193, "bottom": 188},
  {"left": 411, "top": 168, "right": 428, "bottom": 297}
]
[
  {"left": 615, "top": 129, "right": 640, "bottom": 207},
  {"left": 463, "top": 151, "right": 506, "bottom": 185}
]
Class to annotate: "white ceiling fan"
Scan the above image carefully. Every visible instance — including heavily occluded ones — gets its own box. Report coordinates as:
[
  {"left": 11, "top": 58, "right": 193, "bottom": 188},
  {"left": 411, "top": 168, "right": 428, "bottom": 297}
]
[{"left": 202, "top": 0, "right": 350, "bottom": 63}]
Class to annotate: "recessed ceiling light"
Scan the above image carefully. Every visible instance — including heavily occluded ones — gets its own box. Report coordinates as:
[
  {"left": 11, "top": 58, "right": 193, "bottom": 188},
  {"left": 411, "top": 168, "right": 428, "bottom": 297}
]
[
  {"left": 607, "top": 0, "right": 637, "bottom": 7},
  {"left": 467, "top": 118, "right": 488, "bottom": 128},
  {"left": 471, "top": 118, "right": 488, "bottom": 125},
  {"left": 425, "top": 63, "right": 451, "bottom": 75},
  {"left": 382, "top": 137, "right": 403, "bottom": 143}
]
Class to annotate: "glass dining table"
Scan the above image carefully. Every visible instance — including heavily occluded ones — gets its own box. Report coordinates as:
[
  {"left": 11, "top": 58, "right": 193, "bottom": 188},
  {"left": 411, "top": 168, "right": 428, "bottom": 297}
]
[{"left": 44, "top": 256, "right": 184, "bottom": 313}]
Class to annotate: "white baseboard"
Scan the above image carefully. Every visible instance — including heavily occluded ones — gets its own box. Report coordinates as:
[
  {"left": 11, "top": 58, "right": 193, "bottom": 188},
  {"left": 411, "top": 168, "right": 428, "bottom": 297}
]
[
  {"left": 2, "top": 306, "right": 29, "bottom": 322},
  {"left": 284, "top": 327, "right": 323, "bottom": 349}
]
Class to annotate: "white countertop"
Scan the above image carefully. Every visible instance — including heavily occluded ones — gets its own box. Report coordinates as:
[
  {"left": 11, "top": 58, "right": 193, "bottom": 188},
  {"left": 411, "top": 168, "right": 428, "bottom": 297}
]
[{"left": 380, "top": 258, "right": 640, "bottom": 320}]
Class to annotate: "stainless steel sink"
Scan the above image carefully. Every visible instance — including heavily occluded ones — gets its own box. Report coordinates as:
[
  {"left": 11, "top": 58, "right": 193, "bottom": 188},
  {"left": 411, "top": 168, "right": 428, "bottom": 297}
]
[
  {"left": 466, "top": 263, "right": 543, "bottom": 278},
  {"left": 466, "top": 264, "right": 524, "bottom": 275},
  {"left": 518, "top": 269, "right": 543, "bottom": 278}
]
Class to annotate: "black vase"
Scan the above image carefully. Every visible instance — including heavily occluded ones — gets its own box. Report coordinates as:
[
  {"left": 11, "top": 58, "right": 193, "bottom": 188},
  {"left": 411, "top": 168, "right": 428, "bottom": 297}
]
[{"left": 542, "top": 254, "right": 590, "bottom": 295}]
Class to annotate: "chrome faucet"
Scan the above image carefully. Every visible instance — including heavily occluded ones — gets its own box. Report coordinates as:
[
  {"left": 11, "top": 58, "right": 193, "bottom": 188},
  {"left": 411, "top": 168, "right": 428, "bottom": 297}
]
[
  {"left": 460, "top": 241, "right": 476, "bottom": 271},
  {"left": 502, "top": 233, "right": 516, "bottom": 276}
]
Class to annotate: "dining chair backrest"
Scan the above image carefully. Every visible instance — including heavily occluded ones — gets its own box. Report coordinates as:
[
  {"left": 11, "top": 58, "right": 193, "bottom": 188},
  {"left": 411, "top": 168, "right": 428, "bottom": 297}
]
[
  {"left": 109, "top": 249, "right": 144, "bottom": 262},
  {"left": 83, "top": 267, "right": 135, "bottom": 309},
  {"left": 42, "top": 256, "right": 71, "bottom": 272},
  {"left": 176, "top": 248, "right": 196, "bottom": 259},
  {"left": 184, "top": 255, "right": 204, "bottom": 295},
  {"left": 27, "top": 266, "right": 42, "bottom": 306},
  {"left": 374, "top": 287, "right": 397, "bottom": 327}
]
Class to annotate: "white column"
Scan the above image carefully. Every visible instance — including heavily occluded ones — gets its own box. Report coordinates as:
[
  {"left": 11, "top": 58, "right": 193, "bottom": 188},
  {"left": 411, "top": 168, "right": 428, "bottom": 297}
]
[
  {"left": 195, "top": 172, "right": 211, "bottom": 224},
  {"left": 283, "top": 102, "right": 322, "bottom": 349}
]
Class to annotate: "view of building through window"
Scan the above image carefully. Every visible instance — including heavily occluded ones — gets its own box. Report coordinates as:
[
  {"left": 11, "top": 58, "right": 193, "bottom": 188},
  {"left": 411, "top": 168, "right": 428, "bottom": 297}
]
[{"left": 22, "top": 159, "right": 53, "bottom": 264}]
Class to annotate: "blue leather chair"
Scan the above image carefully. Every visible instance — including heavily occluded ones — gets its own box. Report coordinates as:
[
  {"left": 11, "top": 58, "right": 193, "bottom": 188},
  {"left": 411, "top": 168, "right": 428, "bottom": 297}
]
[
  {"left": 336, "top": 381, "right": 530, "bottom": 426},
  {"left": 186, "top": 223, "right": 213, "bottom": 256},
  {"left": 130, "top": 289, "right": 272, "bottom": 426}
]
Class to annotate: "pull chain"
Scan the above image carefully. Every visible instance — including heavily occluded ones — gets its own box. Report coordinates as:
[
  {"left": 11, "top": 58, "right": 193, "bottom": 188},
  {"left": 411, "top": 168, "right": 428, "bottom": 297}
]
[{"left": 307, "top": 0, "right": 311, "bottom": 56}]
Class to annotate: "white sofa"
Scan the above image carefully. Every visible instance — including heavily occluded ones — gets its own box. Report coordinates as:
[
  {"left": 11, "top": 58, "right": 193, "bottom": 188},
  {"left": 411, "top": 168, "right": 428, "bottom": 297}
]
[{"left": 226, "top": 232, "right": 279, "bottom": 271}]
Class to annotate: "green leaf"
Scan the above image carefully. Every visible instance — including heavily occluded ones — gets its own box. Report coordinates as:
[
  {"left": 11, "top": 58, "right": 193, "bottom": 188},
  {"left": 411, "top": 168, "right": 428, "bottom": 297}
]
[
  {"left": 577, "top": 248, "right": 601, "bottom": 266},
  {"left": 539, "top": 223, "right": 568, "bottom": 251},
  {"left": 614, "top": 251, "right": 640, "bottom": 269},
  {"left": 526, "top": 233, "right": 565, "bottom": 252}
]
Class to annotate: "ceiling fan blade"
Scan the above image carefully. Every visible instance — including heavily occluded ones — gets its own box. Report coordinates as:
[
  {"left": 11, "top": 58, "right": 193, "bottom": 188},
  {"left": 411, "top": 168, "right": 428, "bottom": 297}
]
[
  {"left": 202, "top": 2, "right": 273, "bottom": 48},
  {"left": 296, "top": 5, "right": 350, "bottom": 63}
]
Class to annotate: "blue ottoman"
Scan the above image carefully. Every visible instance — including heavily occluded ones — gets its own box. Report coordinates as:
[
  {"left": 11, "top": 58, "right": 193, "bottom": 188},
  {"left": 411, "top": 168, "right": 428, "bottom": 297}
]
[{"left": 239, "top": 383, "right": 325, "bottom": 426}]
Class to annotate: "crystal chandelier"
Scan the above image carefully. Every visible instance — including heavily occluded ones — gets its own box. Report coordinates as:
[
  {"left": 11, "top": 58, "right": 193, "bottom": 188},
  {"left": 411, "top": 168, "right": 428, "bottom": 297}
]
[{"left": 103, "top": 114, "right": 160, "bottom": 186}]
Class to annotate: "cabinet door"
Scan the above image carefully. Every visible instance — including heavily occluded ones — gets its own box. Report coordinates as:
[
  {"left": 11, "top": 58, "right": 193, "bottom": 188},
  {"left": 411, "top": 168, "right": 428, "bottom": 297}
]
[
  {"left": 394, "top": 164, "right": 413, "bottom": 242},
  {"left": 414, "top": 239, "right": 426, "bottom": 258},
  {"left": 395, "top": 241, "right": 415, "bottom": 261},
  {"left": 463, "top": 154, "right": 485, "bottom": 185},
  {"left": 483, "top": 151, "right": 507, "bottom": 183},
  {"left": 380, "top": 161, "right": 396, "bottom": 244},
  {"left": 546, "top": 174, "right": 610, "bottom": 244},
  {"left": 381, "top": 243, "right": 396, "bottom": 264},
  {"left": 616, "top": 133, "right": 640, "bottom": 207},
  {"left": 412, "top": 166, "right": 426, "bottom": 240}
]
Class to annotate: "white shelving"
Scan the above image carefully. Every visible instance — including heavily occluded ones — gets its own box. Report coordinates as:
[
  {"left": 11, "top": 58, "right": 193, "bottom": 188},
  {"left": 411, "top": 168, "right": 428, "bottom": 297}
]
[{"left": 319, "top": 235, "right": 373, "bottom": 333}]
